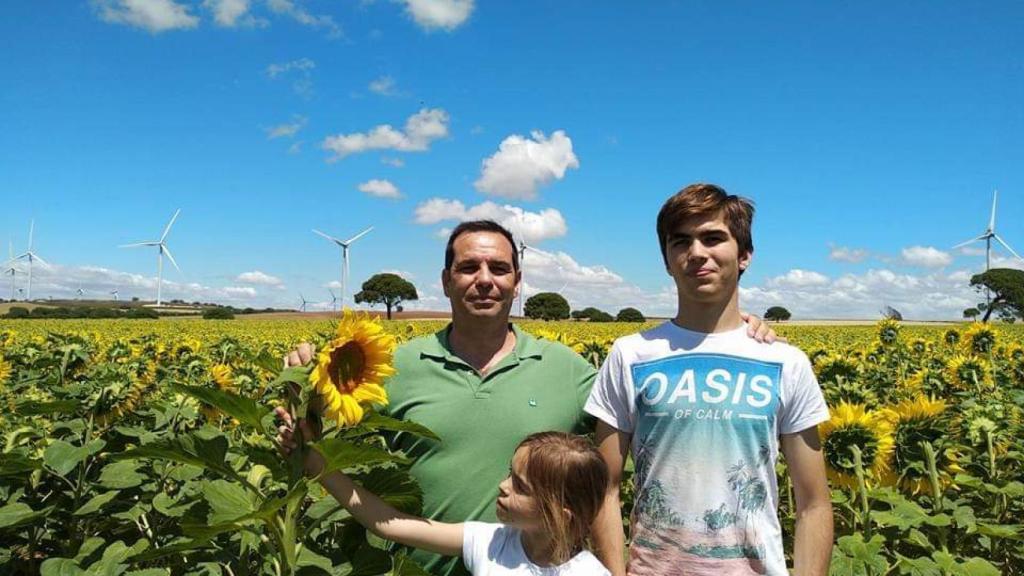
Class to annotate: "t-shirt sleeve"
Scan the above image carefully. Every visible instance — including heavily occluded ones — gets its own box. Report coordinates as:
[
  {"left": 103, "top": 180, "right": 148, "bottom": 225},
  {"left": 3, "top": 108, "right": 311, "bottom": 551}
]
[
  {"left": 778, "top": 351, "right": 830, "bottom": 434},
  {"left": 584, "top": 341, "right": 635, "bottom": 433},
  {"left": 462, "top": 521, "right": 498, "bottom": 572}
]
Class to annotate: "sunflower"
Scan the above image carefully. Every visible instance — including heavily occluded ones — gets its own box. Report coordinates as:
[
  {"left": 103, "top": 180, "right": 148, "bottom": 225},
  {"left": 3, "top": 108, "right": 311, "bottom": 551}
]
[
  {"left": 904, "top": 366, "right": 948, "bottom": 397},
  {"left": 962, "top": 323, "right": 997, "bottom": 355},
  {"left": 880, "top": 396, "right": 960, "bottom": 494},
  {"left": 814, "top": 353, "right": 860, "bottom": 384},
  {"left": 954, "top": 394, "right": 1022, "bottom": 456},
  {"left": 95, "top": 368, "right": 154, "bottom": 427},
  {"left": 210, "top": 364, "right": 235, "bottom": 391},
  {"left": 945, "top": 354, "right": 993, "bottom": 390},
  {"left": 877, "top": 318, "right": 901, "bottom": 346},
  {"left": 0, "top": 356, "right": 11, "bottom": 385},
  {"left": 819, "top": 402, "right": 895, "bottom": 490},
  {"left": 909, "top": 338, "right": 929, "bottom": 357},
  {"left": 310, "top": 309, "right": 397, "bottom": 427},
  {"left": 943, "top": 329, "right": 961, "bottom": 346}
]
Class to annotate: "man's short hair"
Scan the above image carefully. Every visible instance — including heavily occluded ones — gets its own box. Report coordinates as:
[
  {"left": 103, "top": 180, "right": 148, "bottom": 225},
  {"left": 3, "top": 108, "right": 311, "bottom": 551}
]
[
  {"left": 657, "top": 183, "right": 755, "bottom": 266},
  {"left": 444, "top": 220, "right": 520, "bottom": 271}
]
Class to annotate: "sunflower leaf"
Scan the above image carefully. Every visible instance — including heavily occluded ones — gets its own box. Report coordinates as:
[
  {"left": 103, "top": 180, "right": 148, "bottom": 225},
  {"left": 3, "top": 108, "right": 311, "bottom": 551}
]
[
  {"left": 171, "top": 383, "right": 267, "bottom": 430},
  {"left": 350, "top": 412, "right": 439, "bottom": 442},
  {"left": 312, "top": 438, "right": 407, "bottom": 475}
]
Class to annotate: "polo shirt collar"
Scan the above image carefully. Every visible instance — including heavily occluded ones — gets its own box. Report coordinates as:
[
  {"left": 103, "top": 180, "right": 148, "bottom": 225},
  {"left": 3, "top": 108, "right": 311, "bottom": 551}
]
[{"left": 421, "top": 323, "right": 544, "bottom": 366}]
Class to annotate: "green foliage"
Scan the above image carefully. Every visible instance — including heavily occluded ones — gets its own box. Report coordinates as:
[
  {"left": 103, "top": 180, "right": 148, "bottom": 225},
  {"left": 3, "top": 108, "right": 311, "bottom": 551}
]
[
  {"left": 963, "top": 307, "right": 980, "bottom": 320},
  {"left": 354, "top": 273, "right": 418, "bottom": 320},
  {"left": 971, "top": 268, "right": 1024, "bottom": 322},
  {"left": 202, "top": 307, "right": 235, "bottom": 320},
  {"left": 572, "top": 307, "right": 614, "bottom": 322},
  {"left": 615, "top": 307, "right": 645, "bottom": 322},
  {"left": 524, "top": 292, "right": 570, "bottom": 320},
  {"left": 765, "top": 306, "right": 792, "bottom": 321}
]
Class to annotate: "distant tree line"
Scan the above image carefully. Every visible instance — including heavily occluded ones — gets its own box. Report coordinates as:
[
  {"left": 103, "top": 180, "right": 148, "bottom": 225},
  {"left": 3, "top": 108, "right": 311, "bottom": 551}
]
[{"left": 1, "top": 304, "right": 290, "bottom": 320}]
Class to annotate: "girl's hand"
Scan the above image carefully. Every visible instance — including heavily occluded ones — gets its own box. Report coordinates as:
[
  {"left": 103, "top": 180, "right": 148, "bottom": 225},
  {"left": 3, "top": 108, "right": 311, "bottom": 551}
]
[{"left": 274, "top": 405, "right": 326, "bottom": 477}]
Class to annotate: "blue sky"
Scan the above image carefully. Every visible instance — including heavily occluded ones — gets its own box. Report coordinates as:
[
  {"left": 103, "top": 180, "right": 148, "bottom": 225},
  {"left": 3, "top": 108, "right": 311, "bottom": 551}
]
[{"left": 1, "top": 1, "right": 1022, "bottom": 319}]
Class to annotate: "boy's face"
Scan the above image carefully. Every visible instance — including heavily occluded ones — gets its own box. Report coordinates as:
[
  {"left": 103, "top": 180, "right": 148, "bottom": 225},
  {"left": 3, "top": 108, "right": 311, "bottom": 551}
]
[{"left": 664, "top": 211, "right": 751, "bottom": 304}]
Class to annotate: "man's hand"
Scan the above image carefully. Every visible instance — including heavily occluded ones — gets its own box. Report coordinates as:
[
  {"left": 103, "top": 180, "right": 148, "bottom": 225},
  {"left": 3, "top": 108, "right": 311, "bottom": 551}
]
[
  {"left": 741, "top": 312, "right": 785, "bottom": 344},
  {"left": 284, "top": 342, "right": 316, "bottom": 368},
  {"left": 276, "top": 342, "right": 325, "bottom": 477}
]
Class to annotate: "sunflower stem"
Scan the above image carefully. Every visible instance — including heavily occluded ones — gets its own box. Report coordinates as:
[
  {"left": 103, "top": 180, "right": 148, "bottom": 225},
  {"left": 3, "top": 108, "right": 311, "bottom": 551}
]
[
  {"left": 850, "top": 445, "right": 872, "bottom": 540},
  {"left": 921, "top": 441, "right": 948, "bottom": 553},
  {"left": 985, "top": 427, "right": 997, "bottom": 481}
]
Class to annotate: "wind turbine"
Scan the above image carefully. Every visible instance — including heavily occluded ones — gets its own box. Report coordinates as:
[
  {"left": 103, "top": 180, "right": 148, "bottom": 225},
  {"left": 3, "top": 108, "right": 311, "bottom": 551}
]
[
  {"left": 517, "top": 241, "right": 571, "bottom": 316},
  {"left": 299, "top": 293, "right": 310, "bottom": 313},
  {"left": 110, "top": 289, "right": 119, "bottom": 302},
  {"left": 9, "top": 220, "right": 49, "bottom": 301},
  {"left": 120, "top": 209, "right": 181, "bottom": 307},
  {"left": 953, "top": 190, "right": 1023, "bottom": 304},
  {"left": 76, "top": 286, "right": 84, "bottom": 300},
  {"left": 4, "top": 240, "right": 17, "bottom": 301},
  {"left": 328, "top": 288, "right": 339, "bottom": 312},
  {"left": 312, "top": 226, "right": 373, "bottom": 309}
]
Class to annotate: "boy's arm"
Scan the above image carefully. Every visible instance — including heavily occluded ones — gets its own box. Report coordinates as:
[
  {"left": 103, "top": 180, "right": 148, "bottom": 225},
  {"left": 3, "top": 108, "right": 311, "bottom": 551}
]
[
  {"left": 780, "top": 426, "right": 833, "bottom": 576},
  {"left": 319, "top": 470, "right": 464, "bottom": 557},
  {"left": 592, "top": 420, "right": 630, "bottom": 576}
]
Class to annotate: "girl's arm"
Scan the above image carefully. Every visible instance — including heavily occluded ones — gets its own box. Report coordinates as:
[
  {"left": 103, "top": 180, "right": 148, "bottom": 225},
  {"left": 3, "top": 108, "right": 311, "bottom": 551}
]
[
  {"left": 318, "top": 469, "right": 464, "bottom": 557},
  {"left": 274, "top": 404, "right": 463, "bottom": 557}
]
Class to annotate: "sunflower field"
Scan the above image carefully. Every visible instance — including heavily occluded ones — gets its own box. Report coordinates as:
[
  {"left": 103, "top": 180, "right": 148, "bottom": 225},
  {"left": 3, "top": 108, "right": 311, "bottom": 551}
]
[{"left": 1, "top": 317, "right": 1022, "bottom": 575}]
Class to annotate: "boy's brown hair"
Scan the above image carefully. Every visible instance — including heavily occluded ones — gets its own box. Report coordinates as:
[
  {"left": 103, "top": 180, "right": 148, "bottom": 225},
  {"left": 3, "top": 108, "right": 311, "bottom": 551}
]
[
  {"left": 656, "top": 183, "right": 756, "bottom": 267},
  {"left": 516, "top": 431, "right": 609, "bottom": 564}
]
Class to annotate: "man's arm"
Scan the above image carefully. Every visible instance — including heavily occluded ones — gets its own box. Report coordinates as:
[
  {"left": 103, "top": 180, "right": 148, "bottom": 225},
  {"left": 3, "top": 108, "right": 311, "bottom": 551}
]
[
  {"left": 592, "top": 420, "right": 630, "bottom": 576},
  {"left": 780, "top": 426, "right": 833, "bottom": 576}
]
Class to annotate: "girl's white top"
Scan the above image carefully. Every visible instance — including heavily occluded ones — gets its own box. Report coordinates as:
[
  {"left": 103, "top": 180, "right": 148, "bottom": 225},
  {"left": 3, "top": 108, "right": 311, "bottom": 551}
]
[{"left": 462, "top": 522, "right": 610, "bottom": 575}]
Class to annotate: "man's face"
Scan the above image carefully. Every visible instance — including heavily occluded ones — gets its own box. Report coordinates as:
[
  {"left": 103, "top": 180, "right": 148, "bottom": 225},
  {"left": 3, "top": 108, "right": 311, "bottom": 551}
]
[
  {"left": 664, "top": 211, "right": 751, "bottom": 304},
  {"left": 443, "top": 231, "right": 520, "bottom": 321}
]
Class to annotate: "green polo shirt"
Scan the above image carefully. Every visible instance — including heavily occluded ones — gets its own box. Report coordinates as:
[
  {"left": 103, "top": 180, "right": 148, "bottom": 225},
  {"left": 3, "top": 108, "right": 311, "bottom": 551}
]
[{"left": 382, "top": 324, "right": 597, "bottom": 576}]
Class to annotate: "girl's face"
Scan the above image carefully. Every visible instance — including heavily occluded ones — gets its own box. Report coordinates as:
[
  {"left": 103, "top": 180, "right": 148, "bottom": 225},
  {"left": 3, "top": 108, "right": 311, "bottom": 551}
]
[{"left": 496, "top": 447, "right": 544, "bottom": 531}]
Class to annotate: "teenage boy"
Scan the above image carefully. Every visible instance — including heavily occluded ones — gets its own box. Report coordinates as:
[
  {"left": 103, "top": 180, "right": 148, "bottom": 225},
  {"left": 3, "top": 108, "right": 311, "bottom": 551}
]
[{"left": 586, "top": 184, "right": 833, "bottom": 576}]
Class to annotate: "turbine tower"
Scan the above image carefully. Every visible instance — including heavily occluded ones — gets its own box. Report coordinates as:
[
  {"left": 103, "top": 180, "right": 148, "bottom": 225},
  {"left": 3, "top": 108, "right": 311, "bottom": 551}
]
[
  {"left": 328, "top": 288, "right": 339, "bottom": 312},
  {"left": 516, "top": 241, "right": 570, "bottom": 316},
  {"left": 120, "top": 209, "right": 182, "bottom": 307},
  {"left": 4, "top": 240, "right": 17, "bottom": 301},
  {"left": 10, "top": 220, "right": 49, "bottom": 301},
  {"left": 299, "top": 293, "right": 309, "bottom": 313},
  {"left": 312, "top": 226, "right": 373, "bottom": 309},
  {"left": 952, "top": 190, "right": 1023, "bottom": 304}
]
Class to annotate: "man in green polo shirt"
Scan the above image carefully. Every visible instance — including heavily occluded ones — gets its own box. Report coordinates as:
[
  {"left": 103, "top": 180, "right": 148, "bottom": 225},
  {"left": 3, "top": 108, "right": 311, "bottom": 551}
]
[{"left": 284, "top": 220, "right": 776, "bottom": 576}]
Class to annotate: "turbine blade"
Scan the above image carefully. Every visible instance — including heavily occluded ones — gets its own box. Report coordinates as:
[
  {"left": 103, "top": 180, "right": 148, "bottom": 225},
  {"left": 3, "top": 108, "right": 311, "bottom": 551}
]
[
  {"left": 161, "top": 209, "right": 181, "bottom": 242},
  {"left": 312, "top": 229, "right": 344, "bottom": 245},
  {"left": 952, "top": 236, "right": 986, "bottom": 250},
  {"left": 344, "top": 226, "right": 374, "bottom": 245},
  {"left": 30, "top": 253, "right": 49, "bottom": 268},
  {"left": 162, "top": 245, "right": 181, "bottom": 273},
  {"left": 119, "top": 241, "right": 160, "bottom": 248},
  {"left": 993, "top": 234, "right": 1024, "bottom": 261},
  {"left": 28, "top": 220, "right": 34, "bottom": 251},
  {"left": 989, "top": 190, "right": 998, "bottom": 232}
]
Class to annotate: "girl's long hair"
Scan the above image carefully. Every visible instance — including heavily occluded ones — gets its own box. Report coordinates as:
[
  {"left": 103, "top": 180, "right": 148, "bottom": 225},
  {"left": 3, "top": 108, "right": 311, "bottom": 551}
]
[{"left": 516, "top": 431, "right": 609, "bottom": 564}]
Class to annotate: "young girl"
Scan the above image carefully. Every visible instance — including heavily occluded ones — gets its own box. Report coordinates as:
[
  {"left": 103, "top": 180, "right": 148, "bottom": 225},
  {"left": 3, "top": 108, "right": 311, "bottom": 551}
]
[{"left": 275, "top": 408, "right": 611, "bottom": 575}]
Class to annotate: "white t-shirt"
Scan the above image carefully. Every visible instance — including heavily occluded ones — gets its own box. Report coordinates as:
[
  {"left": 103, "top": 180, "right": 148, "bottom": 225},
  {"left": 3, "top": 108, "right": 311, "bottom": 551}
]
[
  {"left": 584, "top": 322, "right": 830, "bottom": 576},
  {"left": 462, "top": 521, "right": 611, "bottom": 576}
]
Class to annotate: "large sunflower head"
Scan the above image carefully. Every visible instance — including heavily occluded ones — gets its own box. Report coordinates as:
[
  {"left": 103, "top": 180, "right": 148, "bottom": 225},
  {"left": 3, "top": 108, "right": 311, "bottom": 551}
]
[
  {"left": 943, "top": 329, "right": 961, "bottom": 347},
  {"left": 954, "top": 393, "right": 1022, "bottom": 455},
  {"left": 819, "top": 402, "right": 895, "bottom": 490},
  {"left": 945, "top": 354, "right": 993, "bottom": 390},
  {"left": 962, "top": 323, "right": 997, "bottom": 355},
  {"left": 877, "top": 318, "right": 901, "bottom": 346},
  {"left": 310, "top": 309, "right": 397, "bottom": 427},
  {"left": 904, "top": 366, "right": 948, "bottom": 397},
  {"left": 880, "top": 396, "right": 957, "bottom": 494},
  {"left": 909, "top": 338, "right": 929, "bottom": 357},
  {"left": 814, "top": 353, "right": 860, "bottom": 385}
]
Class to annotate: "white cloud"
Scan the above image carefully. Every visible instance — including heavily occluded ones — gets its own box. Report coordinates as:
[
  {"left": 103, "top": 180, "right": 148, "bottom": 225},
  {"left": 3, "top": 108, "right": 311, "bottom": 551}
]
[
  {"left": 368, "top": 75, "right": 397, "bottom": 96},
  {"left": 413, "top": 199, "right": 568, "bottom": 244},
  {"left": 94, "top": 0, "right": 199, "bottom": 33},
  {"left": 267, "top": 0, "right": 341, "bottom": 37},
  {"left": 956, "top": 246, "right": 986, "bottom": 257},
  {"left": 381, "top": 157, "right": 405, "bottom": 167},
  {"left": 765, "top": 269, "right": 830, "bottom": 288},
  {"left": 287, "top": 141, "right": 303, "bottom": 154},
  {"left": 474, "top": 130, "right": 579, "bottom": 200},
  {"left": 266, "top": 58, "right": 315, "bottom": 78},
  {"left": 828, "top": 245, "right": 869, "bottom": 263},
  {"left": 740, "top": 268, "right": 982, "bottom": 320},
  {"left": 990, "top": 253, "right": 1024, "bottom": 271},
  {"left": 223, "top": 286, "right": 258, "bottom": 298},
  {"left": 358, "top": 179, "right": 402, "bottom": 199},
  {"left": 400, "top": 0, "right": 474, "bottom": 31},
  {"left": 322, "top": 108, "right": 449, "bottom": 161},
  {"left": 900, "top": 246, "right": 953, "bottom": 268},
  {"left": 236, "top": 270, "right": 283, "bottom": 286},
  {"left": 265, "top": 116, "right": 307, "bottom": 139},
  {"left": 203, "top": 0, "right": 266, "bottom": 27}
]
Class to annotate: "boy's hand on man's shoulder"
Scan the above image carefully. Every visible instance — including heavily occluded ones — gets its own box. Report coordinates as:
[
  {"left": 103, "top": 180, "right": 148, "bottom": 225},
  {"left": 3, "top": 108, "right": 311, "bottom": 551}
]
[{"left": 741, "top": 312, "right": 787, "bottom": 344}]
